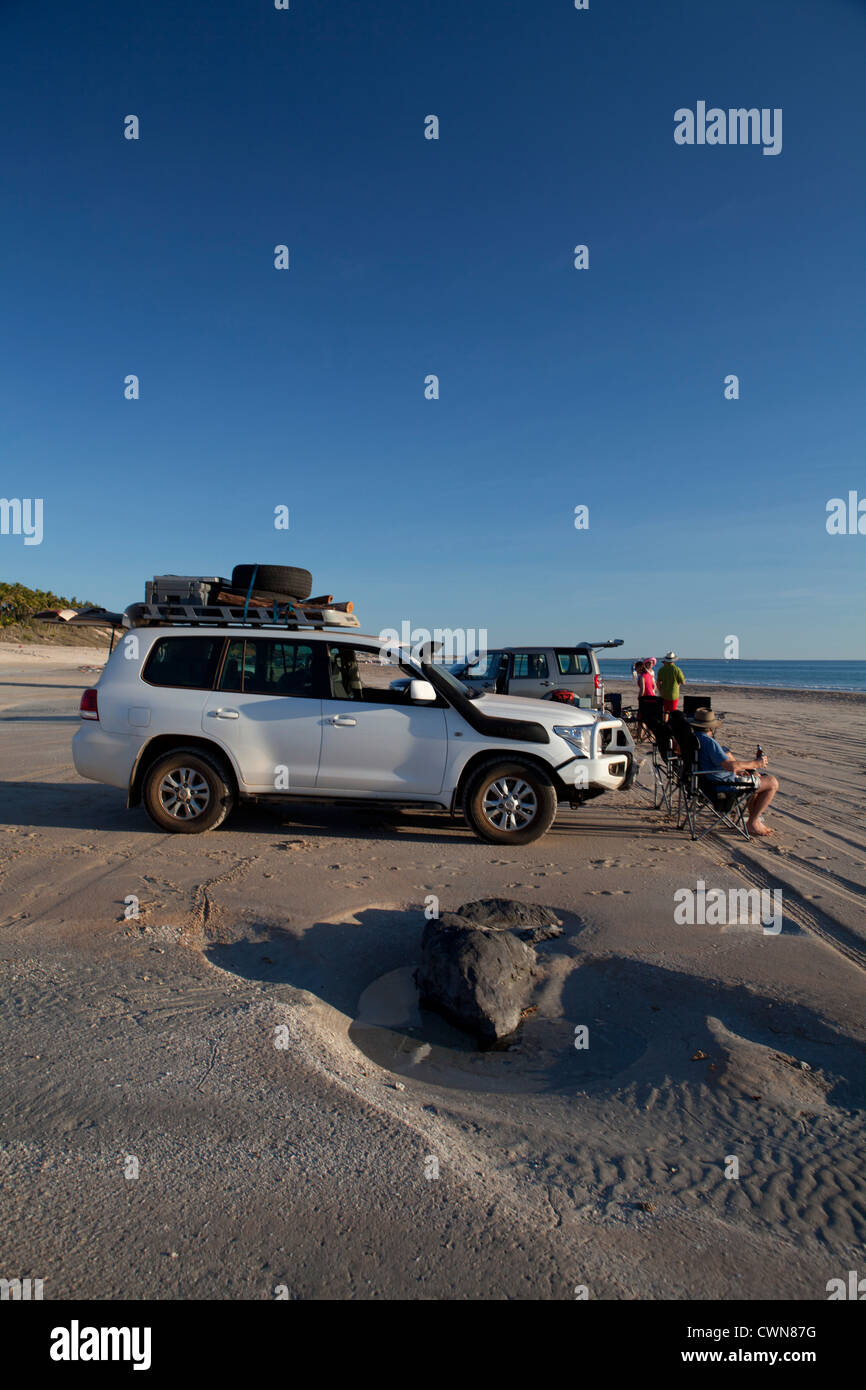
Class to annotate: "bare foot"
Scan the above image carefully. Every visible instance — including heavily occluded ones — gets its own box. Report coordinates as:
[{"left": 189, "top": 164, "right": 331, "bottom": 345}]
[{"left": 747, "top": 820, "right": 774, "bottom": 837}]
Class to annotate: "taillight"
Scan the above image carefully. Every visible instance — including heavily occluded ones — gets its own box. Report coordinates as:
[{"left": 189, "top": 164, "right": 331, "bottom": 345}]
[
  {"left": 594, "top": 674, "right": 601, "bottom": 692},
  {"left": 80, "top": 688, "right": 99, "bottom": 720}
]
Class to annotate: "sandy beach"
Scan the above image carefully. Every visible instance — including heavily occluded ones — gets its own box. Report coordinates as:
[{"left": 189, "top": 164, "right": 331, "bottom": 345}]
[{"left": 1, "top": 644, "right": 865, "bottom": 1299}]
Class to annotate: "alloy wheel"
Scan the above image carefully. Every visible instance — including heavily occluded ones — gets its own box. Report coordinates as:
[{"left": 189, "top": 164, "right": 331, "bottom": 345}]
[
  {"left": 481, "top": 776, "right": 538, "bottom": 832},
  {"left": 158, "top": 767, "right": 212, "bottom": 820}
]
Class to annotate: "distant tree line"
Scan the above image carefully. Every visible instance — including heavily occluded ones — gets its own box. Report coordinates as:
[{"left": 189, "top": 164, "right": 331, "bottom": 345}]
[{"left": 0, "top": 580, "right": 94, "bottom": 628}]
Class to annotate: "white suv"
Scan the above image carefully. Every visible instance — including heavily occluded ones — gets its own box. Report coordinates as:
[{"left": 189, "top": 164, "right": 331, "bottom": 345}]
[{"left": 73, "top": 627, "right": 635, "bottom": 845}]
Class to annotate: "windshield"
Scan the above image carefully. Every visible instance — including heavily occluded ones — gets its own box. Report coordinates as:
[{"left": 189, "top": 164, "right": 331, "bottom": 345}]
[{"left": 422, "top": 661, "right": 480, "bottom": 700}]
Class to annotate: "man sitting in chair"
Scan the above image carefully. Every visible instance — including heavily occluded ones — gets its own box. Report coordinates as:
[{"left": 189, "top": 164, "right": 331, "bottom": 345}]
[{"left": 690, "top": 708, "right": 779, "bottom": 838}]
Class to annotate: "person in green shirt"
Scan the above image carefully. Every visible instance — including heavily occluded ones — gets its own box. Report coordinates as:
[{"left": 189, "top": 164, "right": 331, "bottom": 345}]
[{"left": 657, "top": 651, "right": 686, "bottom": 713}]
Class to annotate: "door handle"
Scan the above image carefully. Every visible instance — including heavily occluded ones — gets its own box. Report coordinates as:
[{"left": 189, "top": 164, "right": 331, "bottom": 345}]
[
  {"left": 330, "top": 715, "right": 357, "bottom": 727},
  {"left": 211, "top": 708, "right": 239, "bottom": 719}
]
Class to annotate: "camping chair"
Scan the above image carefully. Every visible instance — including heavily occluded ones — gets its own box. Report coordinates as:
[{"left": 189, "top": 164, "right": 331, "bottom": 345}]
[
  {"left": 636, "top": 695, "right": 665, "bottom": 743},
  {"left": 668, "top": 711, "right": 755, "bottom": 842},
  {"left": 682, "top": 695, "right": 712, "bottom": 717},
  {"left": 643, "top": 716, "right": 678, "bottom": 814}
]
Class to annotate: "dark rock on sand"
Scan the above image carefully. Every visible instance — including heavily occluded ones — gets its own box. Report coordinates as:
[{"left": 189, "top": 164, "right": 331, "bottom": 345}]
[
  {"left": 417, "top": 911, "right": 536, "bottom": 1044},
  {"left": 454, "top": 897, "right": 564, "bottom": 945}
]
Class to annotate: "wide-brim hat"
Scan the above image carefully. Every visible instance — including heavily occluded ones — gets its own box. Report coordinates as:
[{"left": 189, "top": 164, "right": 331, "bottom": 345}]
[
  {"left": 663, "top": 651, "right": 677, "bottom": 660},
  {"left": 688, "top": 707, "right": 722, "bottom": 731}
]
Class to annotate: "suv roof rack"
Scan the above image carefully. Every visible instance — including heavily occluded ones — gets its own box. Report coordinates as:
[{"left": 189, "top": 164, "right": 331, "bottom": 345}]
[{"left": 126, "top": 600, "right": 361, "bottom": 631}]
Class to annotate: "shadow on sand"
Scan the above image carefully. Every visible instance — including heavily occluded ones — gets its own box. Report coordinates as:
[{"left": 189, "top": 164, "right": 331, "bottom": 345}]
[{"left": 204, "top": 906, "right": 866, "bottom": 1107}]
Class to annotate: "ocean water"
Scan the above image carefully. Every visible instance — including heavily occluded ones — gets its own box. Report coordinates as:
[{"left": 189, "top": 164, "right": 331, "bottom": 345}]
[{"left": 599, "top": 659, "right": 866, "bottom": 694}]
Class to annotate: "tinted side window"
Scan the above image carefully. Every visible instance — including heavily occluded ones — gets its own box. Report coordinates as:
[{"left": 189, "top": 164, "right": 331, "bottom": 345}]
[
  {"left": 143, "top": 637, "right": 225, "bottom": 690},
  {"left": 328, "top": 645, "right": 364, "bottom": 700},
  {"left": 327, "top": 645, "right": 425, "bottom": 704},
  {"left": 512, "top": 652, "right": 548, "bottom": 679},
  {"left": 243, "top": 640, "right": 315, "bottom": 697},
  {"left": 556, "top": 650, "right": 592, "bottom": 675},
  {"left": 218, "top": 640, "right": 246, "bottom": 692}
]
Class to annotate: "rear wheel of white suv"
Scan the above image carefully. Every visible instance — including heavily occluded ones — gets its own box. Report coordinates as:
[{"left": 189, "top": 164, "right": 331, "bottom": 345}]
[
  {"left": 463, "top": 759, "right": 557, "bottom": 845},
  {"left": 143, "top": 750, "right": 234, "bottom": 834}
]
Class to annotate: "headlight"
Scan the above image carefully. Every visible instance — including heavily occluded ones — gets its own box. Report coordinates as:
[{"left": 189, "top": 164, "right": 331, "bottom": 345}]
[{"left": 553, "top": 724, "right": 589, "bottom": 754}]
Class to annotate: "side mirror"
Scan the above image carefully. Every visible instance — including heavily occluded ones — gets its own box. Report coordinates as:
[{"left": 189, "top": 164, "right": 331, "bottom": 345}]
[{"left": 408, "top": 679, "right": 436, "bottom": 703}]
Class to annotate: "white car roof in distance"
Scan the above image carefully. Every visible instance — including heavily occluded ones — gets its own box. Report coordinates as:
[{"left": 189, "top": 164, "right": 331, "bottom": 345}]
[{"left": 473, "top": 645, "right": 592, "bottom": 654}]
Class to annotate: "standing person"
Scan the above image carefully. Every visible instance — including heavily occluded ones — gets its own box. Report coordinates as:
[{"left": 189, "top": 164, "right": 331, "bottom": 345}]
[
  {"left": 638, "top": 658, "right": 657, "bottom": 699},
  {"left": 633, "top": 658, "right": 658, "bottom": 742},
  {"left": 657, "top": 651, "right": 686, "bottom": 716}
]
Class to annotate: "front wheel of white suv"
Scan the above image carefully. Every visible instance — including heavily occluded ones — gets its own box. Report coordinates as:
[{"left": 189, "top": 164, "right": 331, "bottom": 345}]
[
  {"left": 143, "top": 749, "right": 234, "bottom": 834},
  {"left": 463, "top": 759, "right": 557, "bottom": 845}
]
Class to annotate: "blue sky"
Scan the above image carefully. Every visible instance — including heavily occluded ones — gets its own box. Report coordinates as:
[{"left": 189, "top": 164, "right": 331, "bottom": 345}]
[{"left": 1, "top": 0, "right": 864, "bottom": 658}]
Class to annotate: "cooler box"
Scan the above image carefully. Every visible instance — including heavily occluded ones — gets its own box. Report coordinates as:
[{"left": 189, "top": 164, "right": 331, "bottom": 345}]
[{"left": 145, "top": 576, "right": 221, "bottom": 605}]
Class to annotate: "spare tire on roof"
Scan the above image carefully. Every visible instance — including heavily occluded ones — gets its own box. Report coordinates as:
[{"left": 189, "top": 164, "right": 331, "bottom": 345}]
[{"left": 230, "top": 564, "right": 313, "bottom": 600}]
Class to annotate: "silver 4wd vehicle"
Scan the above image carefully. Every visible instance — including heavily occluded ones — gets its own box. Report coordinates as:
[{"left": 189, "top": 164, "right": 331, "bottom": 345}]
[
  {"left": 450, "top": 640, "right": 623, "bottom": 707},
  {"left": 73, "top": 625, "right": 635, "bottom": 846}
]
